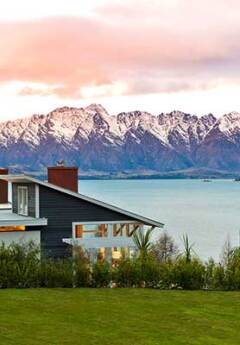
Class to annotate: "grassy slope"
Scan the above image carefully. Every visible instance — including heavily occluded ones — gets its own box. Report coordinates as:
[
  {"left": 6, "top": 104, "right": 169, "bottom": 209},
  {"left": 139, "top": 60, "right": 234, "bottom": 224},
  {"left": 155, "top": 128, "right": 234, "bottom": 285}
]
[{"left": 0, "top": 289, "right": 239, "bottom": 345}]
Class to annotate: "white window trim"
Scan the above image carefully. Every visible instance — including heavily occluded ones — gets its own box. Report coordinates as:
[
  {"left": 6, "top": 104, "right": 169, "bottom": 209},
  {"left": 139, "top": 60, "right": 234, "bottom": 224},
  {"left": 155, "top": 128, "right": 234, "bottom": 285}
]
[
  {"left": 17, "top": 186, "right": 28, "bottom": 216},
  {"left": 35, "top": 184, "right": 39, "bottom": 218}
]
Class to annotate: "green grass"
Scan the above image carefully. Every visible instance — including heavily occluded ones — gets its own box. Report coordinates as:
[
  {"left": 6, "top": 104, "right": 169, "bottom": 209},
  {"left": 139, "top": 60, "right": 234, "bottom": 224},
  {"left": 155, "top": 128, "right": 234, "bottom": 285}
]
[{"left": 0, "top": 289, "right": 239, "bottom": 345}]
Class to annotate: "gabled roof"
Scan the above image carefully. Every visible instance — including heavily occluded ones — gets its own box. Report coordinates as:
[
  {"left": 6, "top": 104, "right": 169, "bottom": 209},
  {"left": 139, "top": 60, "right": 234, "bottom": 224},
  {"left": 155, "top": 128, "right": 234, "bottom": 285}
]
[{"left": 0, "top": 174, "right": 164, "bottom": 228}]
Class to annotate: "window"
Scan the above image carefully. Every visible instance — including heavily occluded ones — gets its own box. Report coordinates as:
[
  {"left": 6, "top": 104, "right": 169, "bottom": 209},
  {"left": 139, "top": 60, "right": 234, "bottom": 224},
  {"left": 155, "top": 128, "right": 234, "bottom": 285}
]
[
  {"left": 18, "top": 186, "right": 28, "bottom": 216},
  {"left": 74, "top": 223, "right": 140, "bottom": 240},
  {"left": 75, "top": 225, "right": 83, "bottom": 238},
  {"left": 74, "top": 224, "right": 108, "bottom": 239},
  {"left": 0, "top": 226, "right": 25, "bottom": 232},
  {"left": 98, "top": 224, "right": 107, "bottom": 237}
]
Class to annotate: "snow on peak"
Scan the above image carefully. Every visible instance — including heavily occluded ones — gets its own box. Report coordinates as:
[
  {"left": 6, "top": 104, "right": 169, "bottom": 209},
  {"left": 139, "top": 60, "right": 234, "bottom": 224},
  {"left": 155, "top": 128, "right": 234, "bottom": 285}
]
[
  {"left": 0, "top": 104, "right": 239, "bottom": 153},
  {"left": 85, "top": 103, "right": 109, "bottom": 116},
  {"left": 218, "top": 112, "right": 240, "bottom": 134}
]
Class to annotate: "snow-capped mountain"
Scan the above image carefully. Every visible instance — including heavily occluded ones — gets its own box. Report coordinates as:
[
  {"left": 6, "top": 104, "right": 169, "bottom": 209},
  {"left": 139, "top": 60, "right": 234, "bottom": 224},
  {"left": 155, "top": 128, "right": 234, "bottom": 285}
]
[{"left": 0, "top": 104, "right": 240, "bottom": 173}]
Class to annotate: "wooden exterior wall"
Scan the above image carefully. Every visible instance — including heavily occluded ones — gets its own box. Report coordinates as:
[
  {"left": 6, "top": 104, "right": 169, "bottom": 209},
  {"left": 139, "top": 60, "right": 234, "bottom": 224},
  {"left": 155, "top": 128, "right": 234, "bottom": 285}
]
[{"left": 39, "top": 185, "right": 135, "bottom": 258}]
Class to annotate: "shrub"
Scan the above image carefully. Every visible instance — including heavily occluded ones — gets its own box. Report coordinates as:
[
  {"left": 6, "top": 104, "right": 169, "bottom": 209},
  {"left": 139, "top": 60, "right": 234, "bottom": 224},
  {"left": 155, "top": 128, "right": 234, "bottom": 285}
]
[
  {"left": 211, "top": 264, "right": 225, "bottom": 290},
  {"left": 73, "top": 247, "right": 91, "bottom": 287},
  {"left": 4, "top": 239, "right": 240, "bottom": 291},
  {"left": 204, "top": 258, "right": 215, "bottom": 289},
  {"left": 39, "top": 258, "right": 73, "bottom": 288},
  {"left": 114, "top": 255, "right": 162, "bottom": 288},
  {"left": 137, "top": 256, "right": 161, "bottom": 288},
  {"left": 114, "top": 257, "right": 140, "bottom": 287},
  {"left": 92, "top": 261, "right": 111, "bottom": 287},
  {"left": 0, "top": 241, "right": 40, "bottom": 288},
  {"left": 158, "top": 263, "right": 173, "bottom": 289},
  {"left": 224, "top": 248, "right": 240, "bottom": 290},
  {"left": 172, "top": 257, "right": 205, "bottom": 289},
  {"left": 74, "top": 260, "right": 91, "bottom": 287}
]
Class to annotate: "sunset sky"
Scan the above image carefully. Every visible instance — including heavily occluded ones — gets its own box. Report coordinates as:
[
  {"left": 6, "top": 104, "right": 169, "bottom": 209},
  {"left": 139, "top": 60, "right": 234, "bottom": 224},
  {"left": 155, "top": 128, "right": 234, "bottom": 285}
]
[{"left": 0, "top": 0, "right": 240, "bottom": 120}]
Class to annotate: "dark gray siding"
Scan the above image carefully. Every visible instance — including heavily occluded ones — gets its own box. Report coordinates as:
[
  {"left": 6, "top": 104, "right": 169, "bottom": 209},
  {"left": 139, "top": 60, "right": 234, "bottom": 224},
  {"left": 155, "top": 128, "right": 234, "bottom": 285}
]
[
  {"left": 25, "top": 226, "right": 43, "bottom": 232},
  {"left": 12, "top": 183, "right": 36, "bottom": 217},
  {"left": 39, "top": 185, "right": 135, "bottom": 258}
]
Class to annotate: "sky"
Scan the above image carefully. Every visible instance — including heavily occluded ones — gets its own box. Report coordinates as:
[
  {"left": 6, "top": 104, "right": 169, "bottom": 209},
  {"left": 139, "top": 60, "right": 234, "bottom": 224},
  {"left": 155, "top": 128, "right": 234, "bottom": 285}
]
[{"left": 0, "top": 0, "right": 240, "bottom": 120}]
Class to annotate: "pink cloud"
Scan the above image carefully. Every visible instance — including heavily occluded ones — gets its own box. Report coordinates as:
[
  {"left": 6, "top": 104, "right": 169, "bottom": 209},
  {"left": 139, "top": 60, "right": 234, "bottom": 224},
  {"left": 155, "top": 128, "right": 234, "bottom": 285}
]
[{"left": 0, "top": 1, "right": 240, "bottom": 98}]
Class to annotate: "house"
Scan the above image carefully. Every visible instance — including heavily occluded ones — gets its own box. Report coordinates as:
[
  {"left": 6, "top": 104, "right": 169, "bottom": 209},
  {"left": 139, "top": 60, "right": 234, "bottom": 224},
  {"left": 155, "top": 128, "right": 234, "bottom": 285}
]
[{"left": 0, "top": 166, "right": 164, "bottom": 261}]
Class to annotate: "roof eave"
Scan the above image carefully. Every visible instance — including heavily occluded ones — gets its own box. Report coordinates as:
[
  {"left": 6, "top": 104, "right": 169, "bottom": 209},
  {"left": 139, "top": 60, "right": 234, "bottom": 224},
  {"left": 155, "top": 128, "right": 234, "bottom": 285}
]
[
  {"left": 0, "top": 174, "right": 164, "bottom": 228},
  {"left": 0, "top": 218, "right": 48, "bottom": 227}
]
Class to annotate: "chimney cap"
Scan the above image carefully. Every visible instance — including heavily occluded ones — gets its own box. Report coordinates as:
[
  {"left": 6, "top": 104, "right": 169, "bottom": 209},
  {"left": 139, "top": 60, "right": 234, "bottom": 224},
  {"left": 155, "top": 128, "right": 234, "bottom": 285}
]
[
  {"left": 56, "top": 159, "right": 65, "bottom": 167},
  {"left": 48, "top": 166, "right": 78, "bottom": 170}
]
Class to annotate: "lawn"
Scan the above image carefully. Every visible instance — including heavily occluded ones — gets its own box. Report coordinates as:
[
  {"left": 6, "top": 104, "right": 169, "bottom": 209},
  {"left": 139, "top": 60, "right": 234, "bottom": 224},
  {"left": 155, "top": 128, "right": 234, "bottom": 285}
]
[{"left": 0, "top": 289, "right": 239, "bottom": 345}]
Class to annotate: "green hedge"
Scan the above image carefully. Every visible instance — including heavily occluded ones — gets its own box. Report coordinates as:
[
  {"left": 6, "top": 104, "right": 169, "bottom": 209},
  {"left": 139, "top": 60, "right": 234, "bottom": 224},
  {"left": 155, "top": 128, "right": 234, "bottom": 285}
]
[{"left": 2, "top": 241, "right": 240, "bottom": 290}]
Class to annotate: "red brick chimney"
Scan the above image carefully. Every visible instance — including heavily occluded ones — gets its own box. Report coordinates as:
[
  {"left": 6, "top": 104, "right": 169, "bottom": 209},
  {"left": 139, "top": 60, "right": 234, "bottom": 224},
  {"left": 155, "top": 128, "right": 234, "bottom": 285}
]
[
  {"left": 48, "top": 166, "right": 78, "bottom": 192},
  {"left": 0, "top": 168, "right": 8, "bottom": 204}
]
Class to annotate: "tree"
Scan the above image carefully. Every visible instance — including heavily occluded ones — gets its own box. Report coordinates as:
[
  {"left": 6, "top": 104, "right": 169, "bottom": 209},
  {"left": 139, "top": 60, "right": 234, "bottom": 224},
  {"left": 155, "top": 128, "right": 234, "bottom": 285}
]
[
  {"left": 151, "top": 231, "right": 178, "bottom": 263},
  {"left": 181, "top": 234, "right": 195, "bottom": 263},
  {"left": 132, "top": 227, "right": 154, "bottom": 258},
  {"left": 221, "top": 235, "right": 232, "bottom": 266}
]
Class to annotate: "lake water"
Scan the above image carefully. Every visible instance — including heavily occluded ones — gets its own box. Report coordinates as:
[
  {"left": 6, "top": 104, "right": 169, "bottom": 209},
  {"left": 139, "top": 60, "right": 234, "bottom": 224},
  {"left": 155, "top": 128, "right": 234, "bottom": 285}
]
[{"left": 79, "top": 179, "right": 240, "bottom": 261}]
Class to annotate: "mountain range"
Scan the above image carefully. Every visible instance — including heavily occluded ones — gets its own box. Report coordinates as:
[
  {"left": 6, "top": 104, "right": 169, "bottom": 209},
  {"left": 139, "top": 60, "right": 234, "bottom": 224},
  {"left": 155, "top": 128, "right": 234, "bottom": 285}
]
[{"left": 0, "top": 104, "right": 240, "bottom": 177}]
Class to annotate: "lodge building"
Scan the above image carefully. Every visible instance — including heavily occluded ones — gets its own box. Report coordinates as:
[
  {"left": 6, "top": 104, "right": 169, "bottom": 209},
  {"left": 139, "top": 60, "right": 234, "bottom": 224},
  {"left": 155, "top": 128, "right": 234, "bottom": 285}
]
[{"left": 0, "top": 166, "right": 163, "bottom": 261}]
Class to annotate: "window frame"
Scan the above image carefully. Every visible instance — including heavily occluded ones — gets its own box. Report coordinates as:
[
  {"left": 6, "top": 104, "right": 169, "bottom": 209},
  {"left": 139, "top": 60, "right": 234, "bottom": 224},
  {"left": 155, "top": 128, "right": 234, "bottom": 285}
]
[
  {"left": 72, "top": 221, "right": 140, "bottom": 240},
  {"left": 17, "top": 186, "right": 28, "bottom": 216}
]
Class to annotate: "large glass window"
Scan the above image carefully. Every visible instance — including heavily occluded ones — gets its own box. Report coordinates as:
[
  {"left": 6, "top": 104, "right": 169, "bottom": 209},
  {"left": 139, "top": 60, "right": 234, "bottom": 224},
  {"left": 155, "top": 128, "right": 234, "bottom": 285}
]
[
  {"left": 75, "top": 224, "right": 108, "bottom": 239},
  {"left": 18, "top": 186, "right": 28, "bottom": 216},
  {"left": 74, "top": 223, "right": 140, "bottom": 239},
  {"left": 73, "top": 222, "right": 141, "bottom": 263},
  {"left": 113, "top": 223, "right": 140, "bottom": 237},
  {"left": 0, "top": 226, "right": 25, "bottom": 232}
]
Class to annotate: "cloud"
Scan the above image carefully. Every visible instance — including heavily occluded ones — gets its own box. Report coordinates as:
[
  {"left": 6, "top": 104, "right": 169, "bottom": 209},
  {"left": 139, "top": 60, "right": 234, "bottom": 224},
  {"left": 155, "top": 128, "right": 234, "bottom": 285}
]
[
  {"left": 18, "top": 81, "right": 128, "bottom": 99},
  {"left": 0, "top": 0, "right": 240, "bottom": 98}
]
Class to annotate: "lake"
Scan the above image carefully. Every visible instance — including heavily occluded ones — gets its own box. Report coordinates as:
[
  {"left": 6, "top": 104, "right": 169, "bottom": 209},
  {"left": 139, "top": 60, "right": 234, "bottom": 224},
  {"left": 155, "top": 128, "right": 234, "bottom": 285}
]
[{"left": 79, "top": 179, "right": 240, "bottom": 261}]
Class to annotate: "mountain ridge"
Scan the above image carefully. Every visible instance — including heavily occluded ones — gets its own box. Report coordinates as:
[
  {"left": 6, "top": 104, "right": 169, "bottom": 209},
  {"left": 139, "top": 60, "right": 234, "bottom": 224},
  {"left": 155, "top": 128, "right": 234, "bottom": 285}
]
[{"left": 0, "top": 104, "right": 240, "bottom": 175}]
